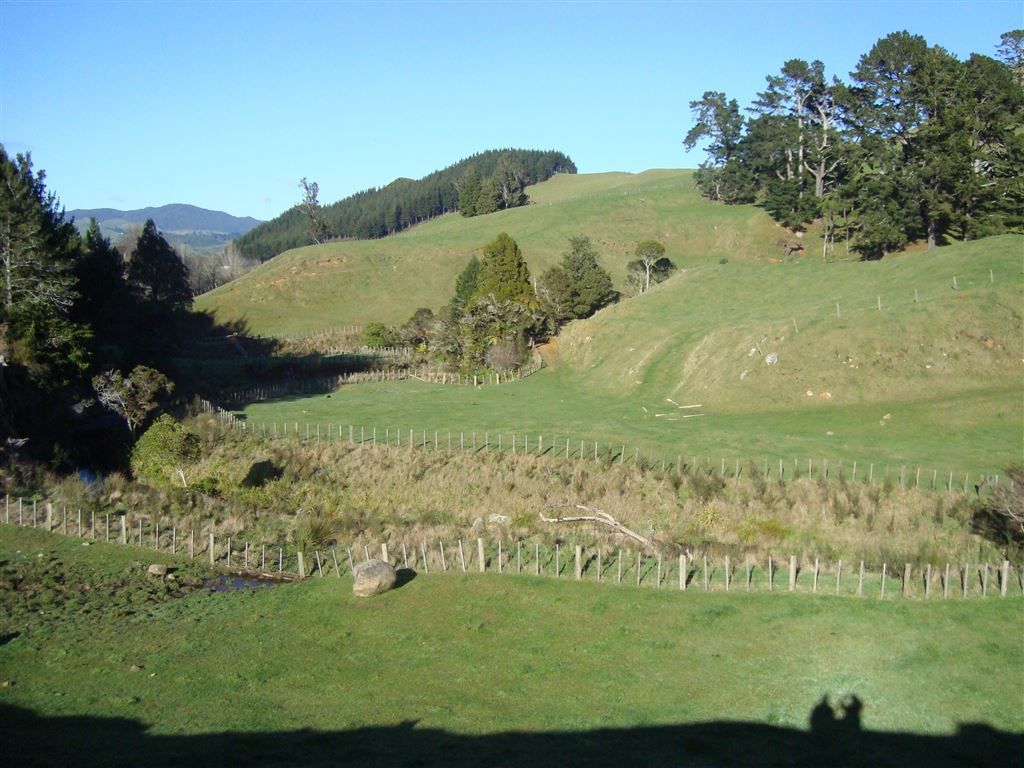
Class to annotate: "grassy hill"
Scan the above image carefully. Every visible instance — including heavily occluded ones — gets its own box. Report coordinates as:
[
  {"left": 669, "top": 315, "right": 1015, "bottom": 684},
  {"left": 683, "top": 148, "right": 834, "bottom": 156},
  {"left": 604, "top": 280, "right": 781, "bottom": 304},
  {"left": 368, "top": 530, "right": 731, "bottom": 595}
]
[
  {"left": 197, "top": 168, "right": 1022, "bottom": 470},
  {"left": 2, "top": 526, "right": 1020, "bottom": 767},
  {"left": 236, "top": 234, "right": 1022, "bottom": 472},
  {"left": 196, "top": 170, "right": 789, "bottom": 334}
]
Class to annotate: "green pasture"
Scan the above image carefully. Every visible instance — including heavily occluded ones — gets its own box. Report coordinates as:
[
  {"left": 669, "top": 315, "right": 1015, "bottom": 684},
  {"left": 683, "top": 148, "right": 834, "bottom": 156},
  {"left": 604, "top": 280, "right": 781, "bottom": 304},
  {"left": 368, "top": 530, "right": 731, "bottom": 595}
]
[
  {"left": 196, "top": 169, "right": 788, "bottom": 334},
  {"left": 2, "top": 527, "right": 1021, "bottom": 767},
  {"left": 237, "top": 235, "right": 1023, "bottom": 472},
  {"left": 237, "top": 376, "right": 1017, "bottom": 477}
]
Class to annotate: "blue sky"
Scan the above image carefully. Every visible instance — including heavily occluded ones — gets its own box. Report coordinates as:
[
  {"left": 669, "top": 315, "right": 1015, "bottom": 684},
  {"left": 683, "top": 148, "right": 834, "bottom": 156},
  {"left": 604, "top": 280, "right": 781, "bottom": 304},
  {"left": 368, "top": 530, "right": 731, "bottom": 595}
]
[{"left": 1, "top": 1, "right": 1019, "bottom": 220}]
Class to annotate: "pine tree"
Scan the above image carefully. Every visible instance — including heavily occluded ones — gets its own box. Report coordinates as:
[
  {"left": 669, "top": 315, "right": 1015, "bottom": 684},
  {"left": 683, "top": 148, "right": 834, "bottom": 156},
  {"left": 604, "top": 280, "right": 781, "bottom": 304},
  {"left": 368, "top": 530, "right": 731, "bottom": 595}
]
[
  {"left": 561, "top": 236, "right": 615, "bottom": 318},
  {"left": 450, "top": 255, "right": 480, "bottom": 320},
  {"left": 127, "top": 220, "right": 191, "bottom": 310},
  {"left": 0, "top": 146, "right": 87, "bottom": 384},
  {"left": 74, "top": 219, "right": 134, "bottom": 366},
  {"left": 475, "top": 233, "right": 532, "bottom": 304},
  {"left": 458, "top": 169, "right": 481, "bottom": 217}
]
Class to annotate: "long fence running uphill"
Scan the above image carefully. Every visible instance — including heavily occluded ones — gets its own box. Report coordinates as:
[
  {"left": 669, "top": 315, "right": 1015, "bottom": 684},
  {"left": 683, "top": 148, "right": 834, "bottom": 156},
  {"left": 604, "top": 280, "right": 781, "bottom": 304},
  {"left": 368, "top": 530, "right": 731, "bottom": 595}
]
[{"left": 3, "top": 496, "right": 1021, "bottom": 601}]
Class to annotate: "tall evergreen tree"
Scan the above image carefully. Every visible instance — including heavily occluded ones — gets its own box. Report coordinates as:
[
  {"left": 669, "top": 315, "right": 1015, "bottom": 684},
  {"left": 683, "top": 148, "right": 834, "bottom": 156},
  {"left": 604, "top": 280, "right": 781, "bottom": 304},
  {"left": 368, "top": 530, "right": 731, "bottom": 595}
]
[
  {"left": 561, "top": 236, "right": 615, "bottom": 318},
  {"left": 536, "top": 265, "right": 575, "bottom": 334},
  {"left": 996, "top": 29, "right": 1024, "bottom": 85},
  {"left": 73, "top": 219, "right": 133, "bottom": 366},
  {"left": 475, "top": 233, "right": 532, "bottom": 304},
  {"left": 458, "top": 169, "right": 481, "bottom": 217},
  {"left": 450, "top": 255, "right": 480, "bottom": 320},
  {"left": 127, "top": 220, "right": 191, "bottom": 310},
  {"left": 0, "top": 146, "right": 88, "bottom": 385}
]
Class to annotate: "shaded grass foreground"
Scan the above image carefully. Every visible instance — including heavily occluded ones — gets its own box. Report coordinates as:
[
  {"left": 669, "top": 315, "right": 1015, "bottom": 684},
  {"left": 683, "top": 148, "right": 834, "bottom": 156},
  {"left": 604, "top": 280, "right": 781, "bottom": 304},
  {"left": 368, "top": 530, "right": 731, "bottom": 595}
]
[
  {"left": 1, "top": 526, "right": 1021, "bottom": 768},
  {"left": 4, "top": 703, "right": 1021, "bottom": 767}
]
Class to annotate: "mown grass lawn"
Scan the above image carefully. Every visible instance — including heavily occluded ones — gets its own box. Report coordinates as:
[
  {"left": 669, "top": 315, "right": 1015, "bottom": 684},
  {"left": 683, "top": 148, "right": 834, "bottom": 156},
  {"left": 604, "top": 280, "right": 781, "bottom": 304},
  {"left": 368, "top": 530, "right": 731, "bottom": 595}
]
[{"left": 2, "top": 526, "right": 1020, "bottom": 766}]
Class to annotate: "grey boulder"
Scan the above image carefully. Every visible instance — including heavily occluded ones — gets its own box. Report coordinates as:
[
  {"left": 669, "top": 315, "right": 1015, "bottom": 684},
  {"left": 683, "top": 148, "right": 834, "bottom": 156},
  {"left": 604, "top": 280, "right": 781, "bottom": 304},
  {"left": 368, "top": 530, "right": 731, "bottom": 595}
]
[{"left": 352, "top": 559, "right": 397, "bottom": 597}]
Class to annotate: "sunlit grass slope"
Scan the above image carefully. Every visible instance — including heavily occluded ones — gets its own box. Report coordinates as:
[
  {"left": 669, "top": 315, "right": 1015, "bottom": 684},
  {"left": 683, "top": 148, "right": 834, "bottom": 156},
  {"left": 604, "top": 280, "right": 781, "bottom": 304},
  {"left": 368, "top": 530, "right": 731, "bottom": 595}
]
[
  {"left": 240, "top": 235, "right": 1022, "bottom": 471},
  {"left": 2, "top": 526, "right": 1020, "bottom": 768},
  {"left": 197, "top": 170, "right": 787, "bottom": 334}
]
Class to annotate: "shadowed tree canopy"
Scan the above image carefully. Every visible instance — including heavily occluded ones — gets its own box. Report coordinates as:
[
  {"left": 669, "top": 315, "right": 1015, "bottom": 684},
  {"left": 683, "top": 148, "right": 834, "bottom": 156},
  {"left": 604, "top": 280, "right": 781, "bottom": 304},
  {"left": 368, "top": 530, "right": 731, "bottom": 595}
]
[
  {"left": 127, "top": 220, "right": 191, "bottom": 310},
  {"left": 0, "top": 146, "right": 88, "bottom": 387}
]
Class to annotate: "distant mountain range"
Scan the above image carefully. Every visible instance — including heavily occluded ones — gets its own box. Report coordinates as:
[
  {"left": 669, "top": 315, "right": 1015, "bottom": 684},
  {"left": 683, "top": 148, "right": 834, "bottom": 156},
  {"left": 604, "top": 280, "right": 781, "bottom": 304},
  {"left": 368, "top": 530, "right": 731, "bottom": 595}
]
[{"left": 67, "top": 203, "right": 262, "bottom": 255}]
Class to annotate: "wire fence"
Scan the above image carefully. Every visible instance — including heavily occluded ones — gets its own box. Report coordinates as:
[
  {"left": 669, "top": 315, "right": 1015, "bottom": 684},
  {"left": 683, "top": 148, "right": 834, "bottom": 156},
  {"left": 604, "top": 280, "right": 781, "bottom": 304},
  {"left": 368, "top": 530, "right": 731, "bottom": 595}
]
[
  {"left": 200, "top": 397, "right": 1009, "bottom": 497},
  {"left": 4, "top": 498, "right": 1020, "bottom": 601}
]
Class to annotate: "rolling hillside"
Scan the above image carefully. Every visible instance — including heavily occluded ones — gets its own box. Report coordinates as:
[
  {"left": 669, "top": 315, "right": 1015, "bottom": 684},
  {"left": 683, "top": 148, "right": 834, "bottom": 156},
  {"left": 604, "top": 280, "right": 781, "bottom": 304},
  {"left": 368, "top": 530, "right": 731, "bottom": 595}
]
[
  {"left": 196, "top": 170, "right": 789, "bottom": 334},
  {"left": 198, "top": 168, "right": 1022, "bottom": 470}
]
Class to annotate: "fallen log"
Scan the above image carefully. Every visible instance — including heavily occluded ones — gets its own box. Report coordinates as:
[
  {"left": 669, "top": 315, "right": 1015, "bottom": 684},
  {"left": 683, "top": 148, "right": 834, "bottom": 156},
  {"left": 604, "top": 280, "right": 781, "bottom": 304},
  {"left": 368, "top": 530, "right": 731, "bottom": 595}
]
[{"left": 540, "top": 503, "right": 653, "bottom": 548}]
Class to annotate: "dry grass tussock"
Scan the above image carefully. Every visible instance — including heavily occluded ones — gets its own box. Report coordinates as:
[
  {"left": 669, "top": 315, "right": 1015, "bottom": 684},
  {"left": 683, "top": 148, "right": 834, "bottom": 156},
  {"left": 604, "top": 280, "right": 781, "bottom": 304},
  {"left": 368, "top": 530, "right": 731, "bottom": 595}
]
[{"left": 9, "top": 415, "right": 1003, "bottom": 568}]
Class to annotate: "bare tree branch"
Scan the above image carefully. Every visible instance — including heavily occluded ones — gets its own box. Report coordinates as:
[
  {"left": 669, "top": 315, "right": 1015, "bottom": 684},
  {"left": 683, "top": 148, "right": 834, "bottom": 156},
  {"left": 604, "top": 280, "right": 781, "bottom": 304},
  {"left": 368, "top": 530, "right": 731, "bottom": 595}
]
[{"left": 540, "top": 503, "right": 653, "bottom": 548}]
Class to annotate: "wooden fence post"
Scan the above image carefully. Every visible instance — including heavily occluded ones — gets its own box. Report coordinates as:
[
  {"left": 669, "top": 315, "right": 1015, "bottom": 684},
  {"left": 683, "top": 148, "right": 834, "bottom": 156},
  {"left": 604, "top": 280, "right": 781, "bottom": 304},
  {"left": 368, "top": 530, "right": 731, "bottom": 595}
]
[
  {"left": 836, "top": 560, "right": 842, "bottom": 595},
  {"left": 858, "top": 561, "right": 864, "bottom": 596},
  {"left": 703, "top": 556, "right": 709, "bottom": 591},
  {"left": 477, "top": 538, "right": 485, "bottom": 573},
  {"left": 925, "top": 564, "right": 931, "bottom": 599},
  {"left": 789, "top": 556, "right": 797, "bottom": 591},
  {"left": 812, "top": 557, "right": 819, "bottom": 593},
  {"left": 459, "top": 540, "right": 466, "bottom": 572},
  {"left": 679, "top": 554, "right": 686, "bottom": 590},
  {"left": 381, "top": 543, "right": 389, "bottom": 563},
  {"left": 332, "top": 548, "right": 341, "bottom": 578},
  {"left": 209, "top": 533, "right": 215, "bottom": 565},
  {"left": 902, "top": 563, "right": 911, "bottom": 597},
  {"left": 297, "top": 550, "right": 305, "bottom": 579},
  {"left": 881, "top": 563, "right": 887, "bottom": 599},
  {"left": 120, "top": 516, "right": 127, "bottom": 545},
  {"left": 439, "top": 541, "right": 447, "bottom": 572},
  {"left": 575, "top": 545, "right": 582, "bottom": 580},
  {"left": 1001, "top": 560, "right": 1009, "bottom": 597},
  {"left": 725, "top": 555, "right": 730, "bottom": 591}
]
